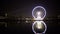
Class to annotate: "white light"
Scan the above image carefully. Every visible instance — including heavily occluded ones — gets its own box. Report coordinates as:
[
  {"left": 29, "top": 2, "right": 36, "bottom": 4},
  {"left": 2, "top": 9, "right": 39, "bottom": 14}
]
[
  {"left": 37, "top": 11, "right": 41, "bottom": 16},
  {"left": 32, "top": 6, "right": 46, "bottom": 20},
  {"left": 36, "top": 21, "right": 42, "bottom": 29},
  {"left": 32, "top": 21, "right": 47, "bottom": 34},
  {"left": 36, "top": 11, "right": 41, "bottom": 18},
  {"left": 25, "top": 20, "right": 28, "bottom": 23}
]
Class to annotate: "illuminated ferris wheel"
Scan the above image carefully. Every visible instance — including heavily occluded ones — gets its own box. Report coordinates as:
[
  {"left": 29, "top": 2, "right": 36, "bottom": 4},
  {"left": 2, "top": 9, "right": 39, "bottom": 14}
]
[{"left": 32, "top": 6, "right": 47, "bottom": 34}]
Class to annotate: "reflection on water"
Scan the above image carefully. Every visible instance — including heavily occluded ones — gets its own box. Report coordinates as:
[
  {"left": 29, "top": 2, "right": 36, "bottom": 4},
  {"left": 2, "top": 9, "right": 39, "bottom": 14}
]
[
  {"left": 32, "top": 21, "right": 47, "bottom": 34},
  {"left": 0, "top": 19, "right": 58, "bottom": 34}
]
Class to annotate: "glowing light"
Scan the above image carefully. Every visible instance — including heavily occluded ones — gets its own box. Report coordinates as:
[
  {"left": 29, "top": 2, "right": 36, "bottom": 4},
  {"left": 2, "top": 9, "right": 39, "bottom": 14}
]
[
  {"left": 25, "top": 20, "right": 28, "bottom": 23},
  {"left": 32, "top": 21, "right": 47, "bottom": 34},
  {"left": 36, "top": 11, "right": 41, "bottom": 18},
  {"left": 36, "top": 21, "right": 42, "bottom": 29},
  {"left": 37, "top": 11, "right": 41, "bottom": 17},
  {"left": 32, "top": 6, "right": 46, "bottom": 20},
  {"left": 32, "top": 6, "right": 47, "bottom": 34}
]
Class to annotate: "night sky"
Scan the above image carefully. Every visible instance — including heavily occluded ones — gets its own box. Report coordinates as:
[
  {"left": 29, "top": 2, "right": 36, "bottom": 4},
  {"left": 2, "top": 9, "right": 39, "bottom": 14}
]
[
  {"left": 0, "top": 0, "right": 60, "bottom": 34},
  {"left": 0, "top": 0, "right": 59, "bottom": 17}
]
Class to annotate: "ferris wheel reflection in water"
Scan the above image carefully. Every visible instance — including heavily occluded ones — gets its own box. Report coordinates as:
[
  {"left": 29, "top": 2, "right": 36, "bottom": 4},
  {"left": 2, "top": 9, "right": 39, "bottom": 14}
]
[{"left": 32, "top": 6, "right": 47, "bottom": 34}]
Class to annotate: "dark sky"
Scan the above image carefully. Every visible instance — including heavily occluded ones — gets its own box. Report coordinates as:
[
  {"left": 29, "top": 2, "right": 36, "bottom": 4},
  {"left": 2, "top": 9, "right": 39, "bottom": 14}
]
[{"left": 0, "top": 0, "right": 59, "bottom": 17}]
